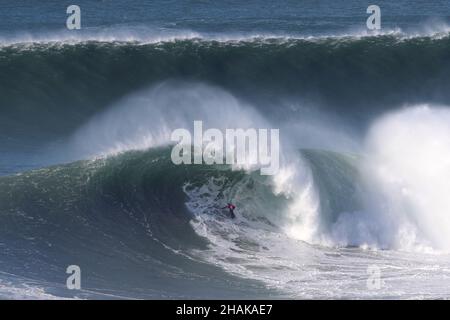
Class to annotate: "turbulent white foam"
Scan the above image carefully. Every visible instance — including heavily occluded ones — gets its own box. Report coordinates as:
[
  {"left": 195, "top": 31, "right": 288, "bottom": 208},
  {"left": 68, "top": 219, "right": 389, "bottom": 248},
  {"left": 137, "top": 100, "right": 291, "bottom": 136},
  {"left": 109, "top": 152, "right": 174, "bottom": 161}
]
[
  {"left": 0, "top": 26, "right": 203, "bottom": 46},
  {"left": 1, "top": 21, "right": 450, "bottom": 47},
  {"left": 0, "top": 276, "right": 69, "bottom": 300},
  {"left": 365, "top": 106, "right": 450, "bottom": 251},
  {"left": 337, "top": 19, "right": 450, "bottom": 40},
  {"left": 323, "top": 105, "right": 450, "bottom": 252},
  {"left": 271, "top": 160, "right": 321, "bottom": 244}
]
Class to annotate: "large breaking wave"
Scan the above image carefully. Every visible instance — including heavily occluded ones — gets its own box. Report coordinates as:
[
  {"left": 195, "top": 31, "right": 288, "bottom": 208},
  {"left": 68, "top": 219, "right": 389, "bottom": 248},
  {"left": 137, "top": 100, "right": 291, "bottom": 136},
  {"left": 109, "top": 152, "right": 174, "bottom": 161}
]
[{"left": 2, "top": 33, "right": 450, "bottom": 141}]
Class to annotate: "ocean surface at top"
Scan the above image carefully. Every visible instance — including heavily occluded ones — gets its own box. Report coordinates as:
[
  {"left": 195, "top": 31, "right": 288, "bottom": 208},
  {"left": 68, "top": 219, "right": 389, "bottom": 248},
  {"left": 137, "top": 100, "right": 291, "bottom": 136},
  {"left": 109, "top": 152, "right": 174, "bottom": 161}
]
[{"left": 1, "top": 0, "right": 450, "bottom": 39}]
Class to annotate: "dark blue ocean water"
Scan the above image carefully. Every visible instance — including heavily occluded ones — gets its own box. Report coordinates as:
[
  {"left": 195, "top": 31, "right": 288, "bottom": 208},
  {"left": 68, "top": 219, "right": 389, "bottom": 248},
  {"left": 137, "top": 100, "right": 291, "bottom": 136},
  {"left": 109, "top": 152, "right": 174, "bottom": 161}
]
[{"left": 1, "top": 0, "right": 450, "bottom": 35}]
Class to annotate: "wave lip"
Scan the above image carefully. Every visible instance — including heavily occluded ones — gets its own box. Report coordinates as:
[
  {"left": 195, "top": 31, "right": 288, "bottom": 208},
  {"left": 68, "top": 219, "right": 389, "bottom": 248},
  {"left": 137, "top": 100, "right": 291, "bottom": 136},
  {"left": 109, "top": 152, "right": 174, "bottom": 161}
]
[{"left": 2, "top": 21, "right": 450, "bottom": 46}]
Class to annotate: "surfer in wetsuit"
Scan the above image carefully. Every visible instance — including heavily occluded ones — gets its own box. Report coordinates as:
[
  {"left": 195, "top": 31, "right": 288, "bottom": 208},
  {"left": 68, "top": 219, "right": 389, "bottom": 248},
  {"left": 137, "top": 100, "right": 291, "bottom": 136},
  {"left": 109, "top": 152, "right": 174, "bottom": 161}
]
[{"left": 222, "top": 203, "right": 236, "bottom": 219}]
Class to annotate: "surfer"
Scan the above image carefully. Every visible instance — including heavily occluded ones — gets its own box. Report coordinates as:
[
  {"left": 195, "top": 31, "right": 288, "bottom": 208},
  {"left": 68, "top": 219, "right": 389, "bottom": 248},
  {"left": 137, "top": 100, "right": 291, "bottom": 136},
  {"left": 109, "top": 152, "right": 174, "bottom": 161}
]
[{"left": 222, "top": 203, "right": 236, "bottom": 219}]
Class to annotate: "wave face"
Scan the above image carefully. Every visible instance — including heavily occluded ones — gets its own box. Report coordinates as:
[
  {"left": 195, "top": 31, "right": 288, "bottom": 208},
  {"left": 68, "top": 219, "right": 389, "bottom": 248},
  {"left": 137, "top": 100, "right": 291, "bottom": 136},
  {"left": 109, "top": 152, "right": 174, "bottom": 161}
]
[{"left": 2, "top": 35, "right": 450, "bottom": 144}]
